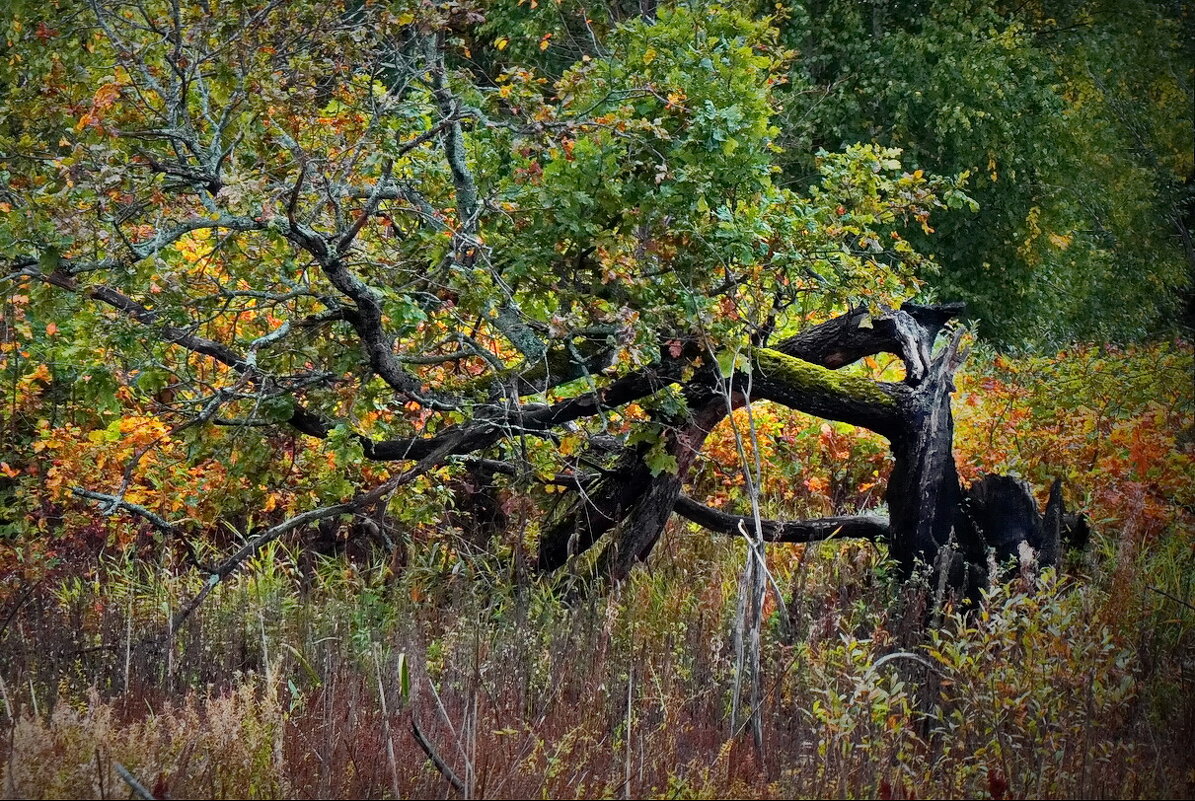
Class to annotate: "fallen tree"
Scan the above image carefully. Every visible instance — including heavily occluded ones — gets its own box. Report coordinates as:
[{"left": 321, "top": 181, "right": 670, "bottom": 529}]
[{"left": 537, "top": 301, "right": 1087, "bottom": 598}]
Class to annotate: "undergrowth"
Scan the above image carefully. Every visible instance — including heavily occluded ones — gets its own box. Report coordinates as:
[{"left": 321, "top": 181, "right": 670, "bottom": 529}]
[
  {"left": 1, "top": 532, "right": 1190, "bottom": 799},
  {"left": 0, "top": 343, "right": 1191, "bottom": 799}
]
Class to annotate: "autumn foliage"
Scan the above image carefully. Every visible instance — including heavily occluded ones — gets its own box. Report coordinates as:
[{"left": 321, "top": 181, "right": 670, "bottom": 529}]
[{"left": 1, "top": 0, "right": 1193, "bottom": 797}]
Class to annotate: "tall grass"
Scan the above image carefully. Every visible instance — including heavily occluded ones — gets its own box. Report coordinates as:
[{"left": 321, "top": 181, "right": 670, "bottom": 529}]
[{"left": 1, "top": 523, "right": 1189, "bottom": 799}]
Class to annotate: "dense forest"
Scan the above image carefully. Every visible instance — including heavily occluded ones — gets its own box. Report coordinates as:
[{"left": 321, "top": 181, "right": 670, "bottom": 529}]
[{"left": 0, "top": 0, "right": 1192, "bottom": 798}]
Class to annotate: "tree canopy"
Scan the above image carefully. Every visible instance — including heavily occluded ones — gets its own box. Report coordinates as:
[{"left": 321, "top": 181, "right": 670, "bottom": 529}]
[
  {"left": 0, "top": 0, "right": 1189, "bottom": 590},
  {"left": 467, "top": 0, "right": 1195, "bottom": 345},
  {"left": 778, "top": 0, "right": 1193, "bottom": 345}
]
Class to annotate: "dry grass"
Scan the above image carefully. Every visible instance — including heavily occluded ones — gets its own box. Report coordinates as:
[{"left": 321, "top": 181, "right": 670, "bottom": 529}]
[{"left": 1, "top": 525, "right": 1191, "bottom": 799}]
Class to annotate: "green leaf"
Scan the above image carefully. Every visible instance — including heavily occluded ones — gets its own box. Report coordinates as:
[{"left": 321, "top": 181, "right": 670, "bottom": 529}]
[
  {"left": 38, "top": 247, "right": 60, "bottom": 272},
  {"left": 397, "top": 651, "right": 410, "bottom": 703},
  {"left": 262, "top": 396, "right": 296, "bottom": 423},
  {"left": 716, "top": 349, "right": 736, "bottom": 378},
  {"left": 644, "top": 438, "right": 678, "bottom": 477},
  {"left": 136, "top": 368, "right": 171, "bottom": 395}
]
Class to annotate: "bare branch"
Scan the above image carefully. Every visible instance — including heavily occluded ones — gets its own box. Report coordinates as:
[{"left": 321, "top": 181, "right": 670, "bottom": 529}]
[
  {"left": 113, "top": 763, "right": 156, "bottom": 801},
  {"left": 411, "top": 719, "right": 466, "bottom": 795},
  {"left": 71, "top": 488, "right": 178, "bottom": 536},
  {"left": 674, "top": 495, "right": 889, "bottom": 543}
]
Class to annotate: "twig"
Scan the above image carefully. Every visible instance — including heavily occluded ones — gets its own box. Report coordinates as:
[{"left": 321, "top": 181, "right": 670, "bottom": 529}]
[
  {"left": 1149, "top": 585, "right": 1195, "bottom": 612},
  {"left": 410, "top": 718, "right": 466, "bottom": 795},
  {"left": 113, "top": 762, "right": 156, "bottom": 800}
]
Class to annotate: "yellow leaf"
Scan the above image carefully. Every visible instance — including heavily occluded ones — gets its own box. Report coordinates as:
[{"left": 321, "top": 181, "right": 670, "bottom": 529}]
[
  {"left": 1047, "top": 232, "right": 1073, "bottom": 250},
  {"left": 559, "top": 434, "right": 580, "bottom": 456},
  {"left": 495, "top": 37, "right": 508, "bottom": 51}
]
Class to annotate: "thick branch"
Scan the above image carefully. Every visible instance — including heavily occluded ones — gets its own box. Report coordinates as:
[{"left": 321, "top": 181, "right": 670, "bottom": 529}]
[
  {"left": 773, "top": 301, "right": 964, "bottom": 381},
  {"left": 675, "top": 496, "right": 889, "bottom": 543},
  {"left": 364, "top": 357, "right": 688, "bottom": 461},
  {"left": 750, "top": 347, "right": 903, "bottom": 436}
]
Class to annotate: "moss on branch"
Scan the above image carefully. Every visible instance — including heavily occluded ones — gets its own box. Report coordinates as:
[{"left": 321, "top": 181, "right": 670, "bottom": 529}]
[{"left": 752, "top": 347, "right": 898, "bottom": 409}]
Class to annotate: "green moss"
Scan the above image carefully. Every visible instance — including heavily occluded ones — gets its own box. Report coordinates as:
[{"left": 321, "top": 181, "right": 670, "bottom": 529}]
[{"left": 753, "top": 347, "right": 898, "bottom": 408}]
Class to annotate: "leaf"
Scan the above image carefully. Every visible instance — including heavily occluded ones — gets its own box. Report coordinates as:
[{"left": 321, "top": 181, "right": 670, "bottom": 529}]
[
  {"left": 38, "top": 247, "right": 60, "bottom": 272},
  {"left": 644, "top": 439, "right": 678, "bottom": 477},
  {"left": 716, "top": 349, "right": 736, "bottom": 378},
  {"left": 136, "top": 368, "right": 170, "bottom": 395},
  {"left": 262, "top": 396, "right": 296, "bottom": 423},
  {"left": 397, "top": 652, "right": 410, "bottom": 703},
  {"left": 559, "top": 433, "right": 581, "bottom": 457}
]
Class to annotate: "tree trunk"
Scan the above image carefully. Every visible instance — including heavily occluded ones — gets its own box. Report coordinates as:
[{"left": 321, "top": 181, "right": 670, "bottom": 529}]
[{"left": 540, "top": 300, "right": 1084, "bottom": 601}]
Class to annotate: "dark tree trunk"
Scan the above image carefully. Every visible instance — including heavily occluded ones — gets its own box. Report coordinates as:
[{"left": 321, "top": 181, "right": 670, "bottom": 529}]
[
  {"left": 536, "top": 444, "right": 654, "bottom": 573},
  {"left": 961, "top": 474, "right": 1086, "bottom": 578},
  {"left": 884, "top": 331, "right": 979, "bottom": 591},
  {"left": 537, "top": 386, "right": 725, "bottom": 575}
]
